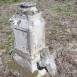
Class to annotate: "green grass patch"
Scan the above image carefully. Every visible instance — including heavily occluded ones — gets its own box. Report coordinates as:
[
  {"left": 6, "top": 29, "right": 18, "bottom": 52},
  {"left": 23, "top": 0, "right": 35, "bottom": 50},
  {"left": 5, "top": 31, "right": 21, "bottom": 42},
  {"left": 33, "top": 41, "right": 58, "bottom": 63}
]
[
  {"left": 52, "top": 4, "right": 74, "bottom": 15},
  {"left": 5, "top": 32, "right": 14, "bottom": 55},
  {"left": 0, "top": 0, "right": 18, "bottom": 3},
  {"left": 40, "top": 75, "right": 44, "bottom": 77},
  {"left": 64, "top": 0, "right": 71, "bottom": 2},
  {"left": 0, "top": 26, "right": 3, "bottom": 30},
  {"left": 63, "top": 5, "right": 73, "bottom": 14},
  {"left": 7, "top": 34, "right": 14, "bottom": 55},
  {"left": 6, "top": 30, "right": 12, "bottom": 35},
  {"left": 7, "top": 58, "right": 18, "bottom": 70},
  {"left": 52, "top": 5, "right": 62, "bottom": 13},
  {"left": 0, "top": 44, "right": 5, "bottom": 49},
  {"left": 0, "top": 18, "right": 4, "bottom": 24}
]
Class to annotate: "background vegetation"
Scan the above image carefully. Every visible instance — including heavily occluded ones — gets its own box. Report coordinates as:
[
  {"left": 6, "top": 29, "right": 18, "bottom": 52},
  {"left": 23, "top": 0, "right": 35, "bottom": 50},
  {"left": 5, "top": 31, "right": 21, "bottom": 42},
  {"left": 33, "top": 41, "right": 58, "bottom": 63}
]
[{"left": 0, "top": 0, "right": 18, "bottom": 3}]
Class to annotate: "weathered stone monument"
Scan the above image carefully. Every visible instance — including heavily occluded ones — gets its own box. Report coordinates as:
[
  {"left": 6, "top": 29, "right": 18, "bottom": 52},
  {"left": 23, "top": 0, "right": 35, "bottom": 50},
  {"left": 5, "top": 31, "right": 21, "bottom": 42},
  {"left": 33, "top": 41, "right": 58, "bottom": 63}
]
[{"left": 9, "top": 2, "right": 57, "bottom": 77}]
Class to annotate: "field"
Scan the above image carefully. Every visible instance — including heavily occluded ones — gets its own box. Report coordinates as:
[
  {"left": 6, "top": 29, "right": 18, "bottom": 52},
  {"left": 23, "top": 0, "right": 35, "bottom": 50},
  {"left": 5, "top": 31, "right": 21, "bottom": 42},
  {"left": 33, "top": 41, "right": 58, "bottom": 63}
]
[{"left": 0, "top": 0, "right": 77, "bottom": 77}]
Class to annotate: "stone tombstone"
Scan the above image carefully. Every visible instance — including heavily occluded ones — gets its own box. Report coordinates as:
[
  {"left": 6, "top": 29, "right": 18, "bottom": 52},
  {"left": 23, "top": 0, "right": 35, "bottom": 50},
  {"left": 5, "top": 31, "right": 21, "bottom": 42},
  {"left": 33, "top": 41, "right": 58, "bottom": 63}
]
[
  {"left": 9, "top": 2, "right": 45, "bottom": 72},
  {"left": 9, "top": 2, "right": 57, "bottom": 77}
]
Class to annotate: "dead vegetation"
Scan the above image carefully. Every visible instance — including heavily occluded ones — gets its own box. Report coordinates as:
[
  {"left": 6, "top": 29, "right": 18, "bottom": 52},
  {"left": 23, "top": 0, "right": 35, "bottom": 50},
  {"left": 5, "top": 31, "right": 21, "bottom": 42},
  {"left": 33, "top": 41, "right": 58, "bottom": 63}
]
[{"left": 0, "top": 0, "right": 77, "bottom": 77}]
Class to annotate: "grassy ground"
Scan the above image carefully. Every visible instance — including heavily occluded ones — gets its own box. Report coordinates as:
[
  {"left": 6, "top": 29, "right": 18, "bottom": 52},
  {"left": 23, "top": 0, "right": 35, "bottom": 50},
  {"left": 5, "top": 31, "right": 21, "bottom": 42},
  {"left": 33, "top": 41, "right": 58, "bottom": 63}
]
[
  {"left": 0, "top": 0, "right": 77, "bottom": 77},
  {"left": 0, "top": 1, "right": 18, "bottom": 77},
  {"left": 0, "top": 0, "right": 18, "bottom": 3}
]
